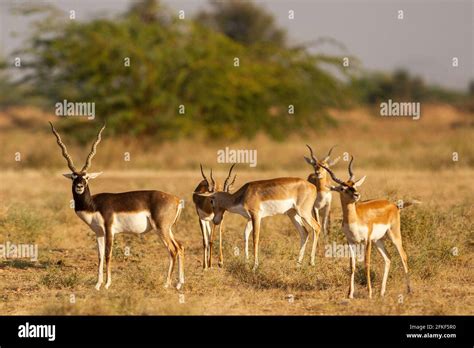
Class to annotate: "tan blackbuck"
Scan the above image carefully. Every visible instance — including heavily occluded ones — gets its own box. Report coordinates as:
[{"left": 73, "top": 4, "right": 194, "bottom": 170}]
[
  {"left": 321, "top": 156, "right": 419, "bottom": 298},
  {"left": 304, "top": 145, "right": 340, "bottom": 241},
  {"left": 196, "top": 174, "right": 321, "bottom": 270},
  {"left": 50, "top": 122, "right": 185, "bottom": 290},
  {"left": 193, "top": 164, "right": 236, "bottom": 269}
]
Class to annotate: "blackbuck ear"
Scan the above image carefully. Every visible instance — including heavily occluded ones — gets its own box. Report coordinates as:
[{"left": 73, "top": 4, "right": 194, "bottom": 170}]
[
  {"left": 354, "top": 175, "right": 367, "bottom": 188},
  {"left": 194, "top": 192, "right": 214, "bottom": 197},
  {"left": 328, "top": 156, "right": 340, "bottom": 167},
  {"left": 63, "top": 173, "right": 76, "bottom": 180},
  {"left": 304, "top": 156, "right": 315, "bottom": 165},
  {"left": 85, "top": 172, "right": 103, "bottom": 180}
]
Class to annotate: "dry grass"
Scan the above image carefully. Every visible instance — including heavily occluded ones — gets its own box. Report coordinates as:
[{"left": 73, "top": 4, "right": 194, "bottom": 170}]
[
  {"left": 1, "top": 104, "right": 473, "bottom": 171},
  {"left": 0, "top": 169, "right": 472, "bottom": 315},
  {"left": 0, "top": 104, "right": 473, "bottom": 315}
]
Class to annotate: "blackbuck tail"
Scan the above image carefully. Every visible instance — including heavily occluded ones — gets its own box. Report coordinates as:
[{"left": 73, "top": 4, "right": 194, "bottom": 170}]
[
  {"left": 399, "top": 199, "right": 422, "bottom": 209},
  {"left": 172, "top": 199, "right": 185, "bottom": 240}
]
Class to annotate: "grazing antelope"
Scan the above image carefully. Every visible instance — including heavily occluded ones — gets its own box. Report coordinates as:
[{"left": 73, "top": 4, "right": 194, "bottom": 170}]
[
  {"left": 193, "top": 164, "right": 236, "bottom": 269},
  {"left": 196, "top": 175, "right": 321, "bottom": 270},
  {"left": 304, "top": 145, "right": 340, "bottom": 244},
  {"left": 321, "top": 157, "right": 418, "bottom": 298},
  {"left": 49, "top": 122, "right": 185, "bottom": 290}
]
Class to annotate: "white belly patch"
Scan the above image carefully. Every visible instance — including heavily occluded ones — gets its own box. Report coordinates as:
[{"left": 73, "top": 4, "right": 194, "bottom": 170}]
[
  {"left": 259, "top": 199, "right": 295, "bottom": 218},
  {"left": 343, "top": 223, "right": 390, "bottom": 243},
  {"left": 370, "top": 223, "right": 390, "bottom": 241},
  {"left": 111, "top": 212, "right": 153, "bottom": 235}
]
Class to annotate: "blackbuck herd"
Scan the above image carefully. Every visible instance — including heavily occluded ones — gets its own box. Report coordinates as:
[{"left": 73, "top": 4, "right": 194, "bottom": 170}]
[{"left": 49, "top": 122, "right": 419, "bottom": 299}]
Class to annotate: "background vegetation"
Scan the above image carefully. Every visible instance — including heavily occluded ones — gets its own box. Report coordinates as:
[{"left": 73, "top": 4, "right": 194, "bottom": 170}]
[
  {"left": 2, "top": 0, "right": 350, "bottom": 141},
  {"left": 1, "top": 0, "right": 471, "bottom": 142}
]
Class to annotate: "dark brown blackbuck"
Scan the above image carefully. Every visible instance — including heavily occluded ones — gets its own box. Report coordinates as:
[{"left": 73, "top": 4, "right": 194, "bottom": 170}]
[
  {"left": 193, "top": 164, "right": 236, "bottom": 269},
  {"left": 49, "top": 122, "right": 184, "bottom": 290},
  {"left": 320, "top": 156, "right": 419, "bottom": 298}
]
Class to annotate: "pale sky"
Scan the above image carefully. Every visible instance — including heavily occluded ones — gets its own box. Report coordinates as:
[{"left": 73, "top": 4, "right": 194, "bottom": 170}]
[{"left": 1, "top": 0, "right": 472, "bottom": 90}]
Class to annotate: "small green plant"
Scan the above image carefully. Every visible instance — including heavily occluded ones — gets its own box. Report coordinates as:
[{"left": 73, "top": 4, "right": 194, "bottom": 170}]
[{"left": 0, "top": 206, "right": 47, "bottom": 241}]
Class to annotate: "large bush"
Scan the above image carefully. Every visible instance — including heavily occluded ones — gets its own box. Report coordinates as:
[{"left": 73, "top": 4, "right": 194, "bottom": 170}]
[{"left": 13, "top": 1, "right": 348, "bottom": 140}]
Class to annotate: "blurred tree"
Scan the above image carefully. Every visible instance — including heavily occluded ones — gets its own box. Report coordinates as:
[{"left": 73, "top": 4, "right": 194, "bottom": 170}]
[
  {"left": 126, "top": 0, "right": 172, "bottom": 25},
  {"left": 0, "top": 56, "right": 45, "bottom": 108},
  {"left": 351, "top": 69, "right": 467, "bottom": 106},
  {"left": 128, "top": 0, "right": 161, "bottom": 22},
  {"left": 10, "top": 1, "right": 348, "bottom": 141},
  {"left": 196, "top": 0, "right": 286, "bottom": 46}
]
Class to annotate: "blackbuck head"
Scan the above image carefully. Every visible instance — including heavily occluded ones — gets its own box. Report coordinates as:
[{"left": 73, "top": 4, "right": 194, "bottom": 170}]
[
  {"left": 196, "top": 164, "right": 237, "bottom": 225},
  {"left": 304, "top": 145, "right": 340, "bottom": 179},
  {"left": 320, "top": 156, "right": 366, "bottom": 203},
  {"left": 198, "top": 164, "right": 218, "bottom": 193},
  {"left": 198, "top": 163, "right": 236, "bottom": 194},
  {"left": 49, "top": 122, "right": 105, "bottom": 195}
]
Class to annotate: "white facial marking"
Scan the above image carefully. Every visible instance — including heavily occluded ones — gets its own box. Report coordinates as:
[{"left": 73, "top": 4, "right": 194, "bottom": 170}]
[{"left": 75, "top": 184, "right": 85, "bottom": 194}]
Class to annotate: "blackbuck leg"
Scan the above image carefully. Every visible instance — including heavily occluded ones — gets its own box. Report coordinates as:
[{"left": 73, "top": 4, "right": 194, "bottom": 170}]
[
  {"left": 217, "top": 223, "right": 224, "bottom": 267},
  {"left": 250, "top": 213, "right": 261, "bottom": 271},
  {"left": 375, "top": 240, "right": 391, "bottom": 296},
  {"left": 310, "top": 208, "right": 320, "bottom": 263},
  {"left": 365, "top": 235, "right": 373, "bottom": 298},
  {"left": 320, "top": 204, "right": 331, "bottom": 239},
  {"left": 326, "top": 211, "right": 331, "bottom": 236},
  {"left": 170, "top": 232, "right": 185, "bottom": 289},
  {"left": 199, "top": 219, "right": 209, "bottom": 269},
  {"left": 104, "top": 227, "right": 114, "bottom": 289},
  {"left": 313, "top": 207, "right": 321, "bottom": 228},
  {"left": 306, "top": 213, "right": 321, "bottom": 266},
  {"left": 163, "top": 240, "right": 176, "bottom": 288},
  {"left": 96, "top": 235, "right": 105, "bottom": 290},
  {"left": 287, "top": 210, "right": 309, "bottom": 266},
  {"left": 158, "top": 227, "right": 177, "bottom": 288},
  {"left": 348, "top": 243, "right": 357, "bottom": 298},
  {"left": 243, "top": 220, "right": 252, "bottom": 261},
  {"left": 209, "top": 223, "right": 216, "bottom": 268},
  {"left": 388, "top": 218, "right": 411, "bottom": 294}
]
